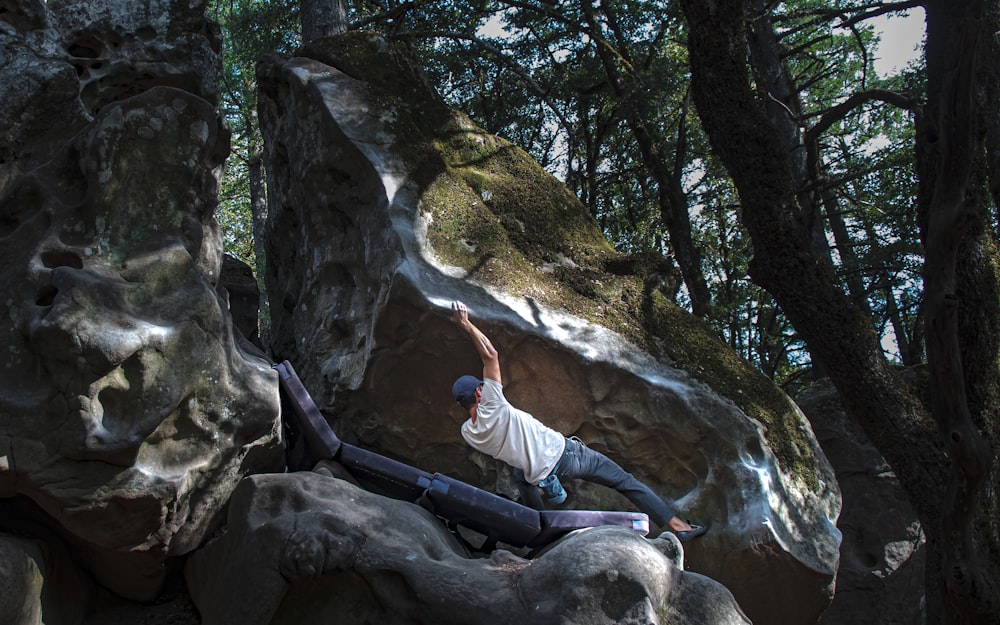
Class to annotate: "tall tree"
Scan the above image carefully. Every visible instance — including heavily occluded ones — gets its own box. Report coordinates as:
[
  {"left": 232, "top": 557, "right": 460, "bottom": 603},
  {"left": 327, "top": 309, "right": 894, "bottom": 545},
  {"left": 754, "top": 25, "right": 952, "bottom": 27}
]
[
  {"left": 916, "top": 0, "right": 1000, "bottom": 619},
  {"left": 679, "top": 0, "right": 999, "bottom": 623}
]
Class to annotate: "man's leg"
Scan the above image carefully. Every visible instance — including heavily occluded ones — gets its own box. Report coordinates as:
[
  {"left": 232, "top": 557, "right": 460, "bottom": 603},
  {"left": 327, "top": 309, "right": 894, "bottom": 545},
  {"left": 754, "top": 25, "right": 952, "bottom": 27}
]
[{"left": 555, "top": 438, "right": 676, "bottom": 528}]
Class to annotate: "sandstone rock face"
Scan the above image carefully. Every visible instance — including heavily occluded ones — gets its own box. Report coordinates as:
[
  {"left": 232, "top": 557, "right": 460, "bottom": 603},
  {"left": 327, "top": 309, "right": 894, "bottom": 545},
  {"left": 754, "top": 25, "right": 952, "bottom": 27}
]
[
  {"left": 0, "top": 535, "right": 47, "bottom": 625},
  {"left": 187, "top": 469, "right": 751, "bottom": 625},
  {"left": 0, "top": 0, "right": 283, "bottom": 605},
  {"left": 1, "top": 0, "right": 221, "bottom": 196},
  {"left": 258, "top": 33, "right": 841, "bottom": 625},
  {"left": 798, "top": 379, "right": 925, "bottom": 625}
]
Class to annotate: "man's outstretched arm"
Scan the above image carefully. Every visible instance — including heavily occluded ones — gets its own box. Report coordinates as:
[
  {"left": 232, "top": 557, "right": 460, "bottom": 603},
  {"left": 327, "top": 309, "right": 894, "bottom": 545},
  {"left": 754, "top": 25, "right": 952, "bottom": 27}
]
[{"left": 450, "top": 301, "right": 501, "bottom": 383}]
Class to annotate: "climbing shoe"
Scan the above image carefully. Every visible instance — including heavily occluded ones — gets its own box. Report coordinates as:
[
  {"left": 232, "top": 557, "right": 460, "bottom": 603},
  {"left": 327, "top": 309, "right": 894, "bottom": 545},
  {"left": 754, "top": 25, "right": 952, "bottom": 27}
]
[{"left": 676, "top": 523, "right": 708, "bottom": 543}]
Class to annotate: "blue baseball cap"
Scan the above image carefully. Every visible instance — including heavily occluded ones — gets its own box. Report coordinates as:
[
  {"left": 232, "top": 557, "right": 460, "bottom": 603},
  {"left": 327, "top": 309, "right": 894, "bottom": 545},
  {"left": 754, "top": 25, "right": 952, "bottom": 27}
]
[{"left": 452, "top": 375, "right": 482, "bottom": 409}]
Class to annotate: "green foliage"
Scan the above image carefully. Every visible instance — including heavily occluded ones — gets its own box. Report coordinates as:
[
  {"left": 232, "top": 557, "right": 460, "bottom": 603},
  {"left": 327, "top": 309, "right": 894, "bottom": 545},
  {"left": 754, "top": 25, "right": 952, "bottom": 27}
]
[
  {"left": 216, "top": 149, "right": 254, "bottom": 264},
  {"left": 208, "top": 0, "right": 299, "bottom": 273}
]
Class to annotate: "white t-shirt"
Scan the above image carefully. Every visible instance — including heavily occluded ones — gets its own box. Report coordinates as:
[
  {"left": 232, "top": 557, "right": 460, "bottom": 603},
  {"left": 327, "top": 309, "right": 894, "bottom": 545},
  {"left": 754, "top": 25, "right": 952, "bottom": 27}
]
[{"left": 461, "top": 378, "right": 566, "bottom": 484}]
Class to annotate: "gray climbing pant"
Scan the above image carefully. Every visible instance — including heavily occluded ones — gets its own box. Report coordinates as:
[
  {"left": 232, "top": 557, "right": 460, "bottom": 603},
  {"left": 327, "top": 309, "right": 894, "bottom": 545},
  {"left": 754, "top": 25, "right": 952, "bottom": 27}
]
[{"left": 513, "top": 436, "right": 676, "bottom": 527}]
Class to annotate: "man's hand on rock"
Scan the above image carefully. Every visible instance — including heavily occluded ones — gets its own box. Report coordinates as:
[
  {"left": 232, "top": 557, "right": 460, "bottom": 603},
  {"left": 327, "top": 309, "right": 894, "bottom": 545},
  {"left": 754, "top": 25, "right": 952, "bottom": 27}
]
[{"left": 450, "top": 300, "right": 469, "bottom": 326}]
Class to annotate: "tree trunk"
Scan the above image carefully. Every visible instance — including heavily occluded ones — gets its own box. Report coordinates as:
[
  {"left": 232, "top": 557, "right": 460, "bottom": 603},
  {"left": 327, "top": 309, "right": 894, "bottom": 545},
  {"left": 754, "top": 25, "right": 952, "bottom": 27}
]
[
  {"left": 249, "top": 153, "right": 269, "bottom": 340},
  {"left": 823, "top": 177, "right": 873, "bottom": 317},
  {"left": 301, "top": 0, "right": 347, "bottom": 43},
  {"left": 579, "top": 0, "right": 712, "bottom": 317},
  {"left": 862, "top": 219, "right": 922, "bottom": 366},
  {"left": 680, "top": 0, "right": 999, "bottom": 622},
  {"left": 916, "top": 1, "right": 1000, "bottom": 621},
  {"left": 987, "top": 2, "right": 1000, "bottom": 212},
  {"left": 882, "top": 280, "right": 917, "bottom": 366},
  {"left": 744, "top": 0, "right": 842, "bottom": 377}
]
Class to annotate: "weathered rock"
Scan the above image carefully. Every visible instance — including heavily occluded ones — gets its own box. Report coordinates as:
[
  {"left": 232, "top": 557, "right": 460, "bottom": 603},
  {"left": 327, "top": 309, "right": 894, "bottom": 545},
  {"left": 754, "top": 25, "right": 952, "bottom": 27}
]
[
  {"left": 1, "top": 0, "right": 222, "bottom": 197},
  {"left": 220, "top": 252, "right": 262, "bottom": 345},
  {"left": 1, "top": 0, "right": 89, "bottom": 195},
  {"left": 798, "top": 378, "right": 925, "bottom": 625},
  {"left": 0, "top": 0, "right": 284, "bottom": 604},
  {"left": 258, "top": 32, "right": 841, "bottom": 625},
  {"left": 0, "top": 524, "right": 95, "bottom": 625},
  {"left": 48, "top": 0, "right": 222, "bottom": 137},
  {"left": 186, "top": 469, "right": 751, "bottom": 625},
  {"left": 0, "top": 535, "right": 47, "bottom": 625},
  {"left": 0, "top": 84, "right": 284, "bottom": 601}
]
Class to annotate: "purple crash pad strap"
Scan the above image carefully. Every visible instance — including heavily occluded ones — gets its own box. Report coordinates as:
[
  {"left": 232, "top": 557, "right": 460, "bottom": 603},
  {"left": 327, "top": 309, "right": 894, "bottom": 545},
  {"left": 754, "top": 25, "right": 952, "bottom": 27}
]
[
  {"left": 274, "top": 360, "right": 342, "bottom": 459},
  {"left": 532, "top": 509, "right": 649, "bottom": 547}
]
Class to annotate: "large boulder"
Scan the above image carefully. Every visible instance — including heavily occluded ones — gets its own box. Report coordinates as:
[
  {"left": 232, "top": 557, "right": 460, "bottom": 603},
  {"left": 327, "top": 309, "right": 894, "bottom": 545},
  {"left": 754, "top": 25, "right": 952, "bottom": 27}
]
[
  {"left": 0, "top": 0, "right": 283, "bottom": 606},
  {"left": 186, "top": 468, "right": 751, "bottom": 625},
  {"left": 798, "top": 378, "right": 925, "bottom": 625},
  {"left": 258, "top": 32, "right": 841, "bottom": 625}
]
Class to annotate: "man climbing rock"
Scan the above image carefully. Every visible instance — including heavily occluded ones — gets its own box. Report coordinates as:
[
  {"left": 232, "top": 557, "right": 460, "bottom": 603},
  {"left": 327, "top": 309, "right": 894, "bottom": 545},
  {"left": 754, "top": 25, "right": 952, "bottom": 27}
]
[{"left": 449, "top": 300, "right": 707, "bottom": 542}]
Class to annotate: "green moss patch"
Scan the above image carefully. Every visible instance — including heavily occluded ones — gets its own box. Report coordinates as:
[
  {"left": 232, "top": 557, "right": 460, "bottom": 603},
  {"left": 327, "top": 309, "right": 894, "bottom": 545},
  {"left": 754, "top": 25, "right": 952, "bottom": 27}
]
[{"left": 643, "top": 290, "right": 821, "bottom": 491}]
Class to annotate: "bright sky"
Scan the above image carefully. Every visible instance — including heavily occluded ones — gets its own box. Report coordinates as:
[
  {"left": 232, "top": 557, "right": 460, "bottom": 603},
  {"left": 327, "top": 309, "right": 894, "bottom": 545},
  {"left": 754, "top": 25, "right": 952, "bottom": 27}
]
[{"left": 870, "top": 9, "right": 926, "bottom": 76}]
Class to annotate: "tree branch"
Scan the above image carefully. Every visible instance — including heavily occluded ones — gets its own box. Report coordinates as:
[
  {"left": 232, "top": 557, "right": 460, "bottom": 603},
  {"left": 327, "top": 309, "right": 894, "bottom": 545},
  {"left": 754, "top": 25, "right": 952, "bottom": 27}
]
[
  {"left": 388, "top": 30, "right": 579, "bottom": 150},
  {"left": 805, "top": 89, "right": 921, "bottom": 146}
]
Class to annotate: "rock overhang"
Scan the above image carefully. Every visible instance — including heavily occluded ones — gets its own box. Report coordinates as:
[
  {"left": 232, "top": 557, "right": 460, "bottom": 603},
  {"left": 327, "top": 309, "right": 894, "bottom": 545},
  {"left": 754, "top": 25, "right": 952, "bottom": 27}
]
[{"left": 259, "top": 31, "right": 842, "bottom": 625}]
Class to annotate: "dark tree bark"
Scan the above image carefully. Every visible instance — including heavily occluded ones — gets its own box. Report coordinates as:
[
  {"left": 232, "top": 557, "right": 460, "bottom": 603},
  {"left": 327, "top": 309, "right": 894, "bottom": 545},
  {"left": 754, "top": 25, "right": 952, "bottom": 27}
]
[
  {"left": 861, "top": 219, "right": 924, "bottom": 367},
  {"left": 679, "top": 0, "right": 999, "bottom": 623},
  {"left": 301, "top": 0, "right": 347, "bottom": 43},
  {"left": 823, "top": 182, "right": 874, "bottom": 318},
  {"left": 915, "top": 1, "right": 1000, "bottom": 620},
  {"left": 988, "top": 2, "right": 1000, "bottom": 215},
  {"left": 746, "top": 0, "right": 842, "bottom": 281}
]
